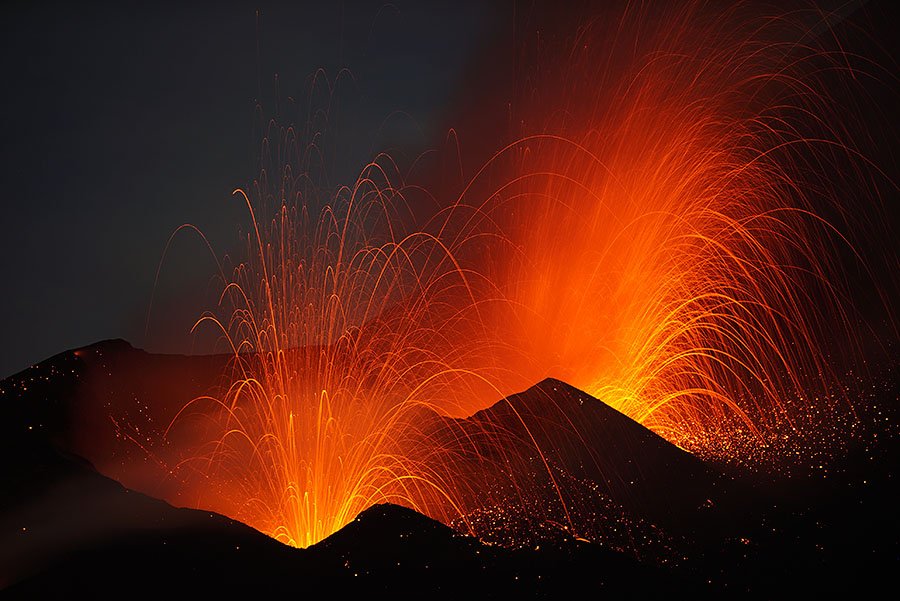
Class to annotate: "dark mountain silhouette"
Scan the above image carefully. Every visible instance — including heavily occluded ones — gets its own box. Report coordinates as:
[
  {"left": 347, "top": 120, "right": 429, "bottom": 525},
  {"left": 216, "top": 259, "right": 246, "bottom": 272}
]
[
  {"left": 0, "top": 340, "right": 745, "bottom": 539},
  {"left": 1, "top": 440, "right": 299, "bottom": 597},
  {"left": 433, "top": 378, "right": 750, "bottom": 539},
  {"left": 0, "top": 425, "right": 699, "bottom": 598},
  {"left": 1, "top": 339, "right": 896, "bottom": 597},
  {"left": 308, "top": 502, "right": 698, "bottom": 598}
]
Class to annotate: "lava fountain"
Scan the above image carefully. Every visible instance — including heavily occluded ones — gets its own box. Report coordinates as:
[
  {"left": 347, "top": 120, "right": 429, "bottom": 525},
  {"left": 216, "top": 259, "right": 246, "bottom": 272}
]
[
  {"left": 164, "top": 124, "right": 517, "bottom": 547},
  {"left": 444, "top": 0, "right": 893, "bottom": 461},
  {"left": 147, "top": 1, "right": 893, "bottom": 547}
]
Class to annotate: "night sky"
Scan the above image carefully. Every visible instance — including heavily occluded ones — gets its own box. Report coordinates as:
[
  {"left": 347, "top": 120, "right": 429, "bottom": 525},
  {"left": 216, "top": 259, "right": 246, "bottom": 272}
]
[
  {"left": 2, "top": 1, "right": 896, "bottom": 379},
  {"left": 0, "top": 1, "right": 503, "bottom": 378}
]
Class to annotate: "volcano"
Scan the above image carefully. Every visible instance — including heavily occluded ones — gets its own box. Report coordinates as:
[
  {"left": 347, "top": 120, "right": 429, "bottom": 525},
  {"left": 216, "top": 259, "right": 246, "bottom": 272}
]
[
  {"left": 1, "top": 340, "right": 896, "bottom": 597},
  {"left": 0, "top": 344, "right": 698, "bottom": 597}
]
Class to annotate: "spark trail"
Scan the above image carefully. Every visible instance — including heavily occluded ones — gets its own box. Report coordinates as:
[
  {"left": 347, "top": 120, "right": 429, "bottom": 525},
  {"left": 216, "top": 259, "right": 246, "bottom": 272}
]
[{"left": 146, "top": 2, "right": 893, "bottom": 547}]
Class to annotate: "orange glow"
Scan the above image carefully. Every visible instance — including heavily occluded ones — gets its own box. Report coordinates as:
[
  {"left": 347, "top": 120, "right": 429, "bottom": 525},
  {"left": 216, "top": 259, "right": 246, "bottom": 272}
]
[
  {"left": 451, "top": 2, "right": 880, "bottom": 452},
  {"left": 163, "top": 154, "right": 514, "bottom": 547},
  {"left": 134, "top": 2, "right": 889, "bottom": 548}
]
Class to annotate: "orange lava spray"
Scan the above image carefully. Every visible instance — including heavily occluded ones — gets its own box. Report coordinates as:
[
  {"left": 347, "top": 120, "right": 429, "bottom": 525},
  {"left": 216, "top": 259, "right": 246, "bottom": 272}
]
[
  {"left": 446, "top": 1, "right": 894, "bottom": 461},
  {"left": 150, "top": 1, "right": 894, "bottom": 547},
  {"left": 165, "top": 127, "right": 518, "bottom": 546}
]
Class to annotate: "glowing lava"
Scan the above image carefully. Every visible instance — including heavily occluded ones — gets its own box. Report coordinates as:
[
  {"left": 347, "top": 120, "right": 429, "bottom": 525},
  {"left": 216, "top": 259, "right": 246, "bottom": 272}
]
[
  {"left": 149, "top": 2, "right": 891, "bottom": 547},
  {"left": 449, "top": 1, "right": 888, "bottom": 454},
  {"left": 166, "top": 144, "right": 512, "bottom": 547}
]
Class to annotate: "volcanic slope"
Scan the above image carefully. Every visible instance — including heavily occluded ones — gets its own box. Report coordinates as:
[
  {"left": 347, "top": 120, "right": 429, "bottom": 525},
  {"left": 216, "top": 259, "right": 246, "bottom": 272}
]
[
  {"left": 409, "top": 377, "right": 753, "bottom": 551},
  {"left": 2, "top": 340, "right": 895, "bottom": 597},
  {"left": 0, "top": 342, "right": 708, "bottom": 598}
]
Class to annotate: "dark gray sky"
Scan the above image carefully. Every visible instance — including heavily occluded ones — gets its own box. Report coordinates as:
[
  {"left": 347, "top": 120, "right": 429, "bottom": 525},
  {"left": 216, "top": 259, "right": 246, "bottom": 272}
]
[
  {"left": 0, "top": 1, "right": 503, "bottom": 377},
  {"left": 2, "top": 1, "right": 895, "bottom": 379}
]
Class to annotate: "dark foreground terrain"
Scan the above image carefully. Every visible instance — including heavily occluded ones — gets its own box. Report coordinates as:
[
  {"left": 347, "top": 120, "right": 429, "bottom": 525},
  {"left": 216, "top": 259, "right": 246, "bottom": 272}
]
[{"left": 1, "top": 340, "right": 896, "bottom": 598}]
